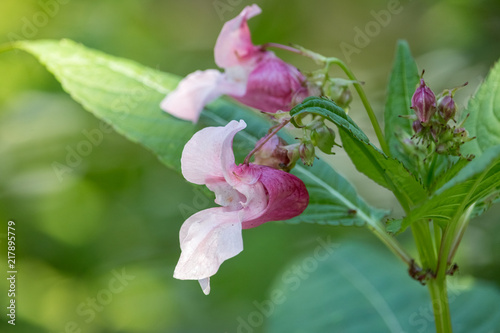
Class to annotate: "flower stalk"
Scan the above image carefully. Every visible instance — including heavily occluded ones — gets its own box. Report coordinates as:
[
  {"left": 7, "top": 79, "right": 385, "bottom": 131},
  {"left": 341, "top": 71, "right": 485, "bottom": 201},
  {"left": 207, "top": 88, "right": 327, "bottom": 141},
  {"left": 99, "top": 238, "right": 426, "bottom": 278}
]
[
  {"left": 243, "top": 118, "right": 290, "bottom": 165},
  {"left": 265, "top": 44, "right": 390, "bottom": 155}
]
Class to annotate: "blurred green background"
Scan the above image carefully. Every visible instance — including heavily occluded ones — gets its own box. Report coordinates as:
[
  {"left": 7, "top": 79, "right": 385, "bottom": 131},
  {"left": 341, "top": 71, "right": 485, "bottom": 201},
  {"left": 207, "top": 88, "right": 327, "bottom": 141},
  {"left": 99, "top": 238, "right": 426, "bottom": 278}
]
[{"left": 0, "top": 0, "right": 499, "bottom": 332}]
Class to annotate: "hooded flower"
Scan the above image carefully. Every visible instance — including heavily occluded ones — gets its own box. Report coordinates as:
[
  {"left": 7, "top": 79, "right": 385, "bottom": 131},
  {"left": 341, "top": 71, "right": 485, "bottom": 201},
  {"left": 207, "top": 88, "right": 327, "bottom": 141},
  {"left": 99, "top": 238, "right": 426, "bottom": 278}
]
[
  {"left": 174, "top": 120, "right": 309, "bottom": 294},
  {"left": 161, "top": 4, "right": 309, "bottom": 123}
]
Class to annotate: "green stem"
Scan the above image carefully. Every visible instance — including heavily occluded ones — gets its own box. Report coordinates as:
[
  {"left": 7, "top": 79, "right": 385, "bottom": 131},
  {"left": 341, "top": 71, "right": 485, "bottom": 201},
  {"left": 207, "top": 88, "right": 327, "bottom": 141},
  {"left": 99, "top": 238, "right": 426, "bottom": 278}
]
[
  {"left": 367, "top": 222, "right": 414, "bottom": 266},
  {"left": 425, "top": 151, "right": 438, "bottom": 188},
  {"left": 411, "top": 221, "right": 436, "bottom": 269},
  {"left": 427, "top": 277, "right": 453, "bottom": 333},
  {"left": 433, "top": 222, "right": 442, "bottom": 257},
  {"left": 436, "top": 204, "right": 475, "bottom": 278},
  {"left": 328, "top": 58, "right": 390, "bottom": 156},
  {"left": 269, "top": 45, "right": 390, "bottom": 156}
]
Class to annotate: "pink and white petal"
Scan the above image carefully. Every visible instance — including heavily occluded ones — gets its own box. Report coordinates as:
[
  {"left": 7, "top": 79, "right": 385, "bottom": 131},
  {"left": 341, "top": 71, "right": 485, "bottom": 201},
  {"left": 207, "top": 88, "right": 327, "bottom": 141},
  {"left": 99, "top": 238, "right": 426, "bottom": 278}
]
[
  {"left": 160, "top": 69, "right": 224, "bottom": 123},
  {"left": 241, "top": 165, "right": 309, "bottom": 229},
  {"left": 214, "top": 4, "right": 262, "bottom": 68},
  {"left": 230, "top": 164, "right": 268, "bottom": 221},
  {"left": 173, "top": 207, "right": 243, "bottom": 294},
  {"left": 206, "top": 178, "right": 245, "bottom": 211},
  {"left": 181, "top": 120, "right": 246, "bottom": 185},
  {"left": 238, "top": 180, "right": 268, "bottom": 222}
]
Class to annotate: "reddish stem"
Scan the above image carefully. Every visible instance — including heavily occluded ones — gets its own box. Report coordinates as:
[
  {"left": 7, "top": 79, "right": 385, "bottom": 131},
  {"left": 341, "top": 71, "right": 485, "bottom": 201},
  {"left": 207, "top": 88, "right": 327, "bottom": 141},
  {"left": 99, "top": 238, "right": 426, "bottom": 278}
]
[
  {"left": 244, "top": 119, "right": 291, "bottom": 165},
  {"left": 261, "top": 42, "right": 301, "bottom": 54}
]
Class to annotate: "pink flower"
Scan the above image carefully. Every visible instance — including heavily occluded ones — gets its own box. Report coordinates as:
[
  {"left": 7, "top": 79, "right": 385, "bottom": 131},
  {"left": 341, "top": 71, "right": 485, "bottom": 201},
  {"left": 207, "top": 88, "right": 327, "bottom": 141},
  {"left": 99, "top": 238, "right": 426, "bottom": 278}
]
[
  {"left": 161, "top": 4, "right": 309, "bottom": 123},
  {"left": 174, "top": 120, "right": 309, "bottom": 294}
]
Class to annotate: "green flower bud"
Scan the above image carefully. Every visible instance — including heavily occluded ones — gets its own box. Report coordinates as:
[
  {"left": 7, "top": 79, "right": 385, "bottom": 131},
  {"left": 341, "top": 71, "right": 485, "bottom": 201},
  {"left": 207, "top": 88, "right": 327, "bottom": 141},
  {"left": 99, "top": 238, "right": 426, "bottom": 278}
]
[
  {"left": 311, "top": 125, "right": 337, "bottom": 154},
  {"left": 324, "top": 78, "right": 353, "bottom": 109},
  {"left": 299, "top": 141, "right": 316, "bottom": 166}
]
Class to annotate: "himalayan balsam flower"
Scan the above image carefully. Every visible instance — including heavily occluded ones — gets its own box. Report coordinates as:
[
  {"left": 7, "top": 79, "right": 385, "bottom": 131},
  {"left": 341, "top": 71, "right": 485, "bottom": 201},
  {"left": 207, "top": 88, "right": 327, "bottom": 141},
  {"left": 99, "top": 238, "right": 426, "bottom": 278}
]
[
  {"left": 174, "top": 120, "right": 309, "bottom": 294},
  {"left": 161, "top": 4, "right": 309, "bottom": 122}
]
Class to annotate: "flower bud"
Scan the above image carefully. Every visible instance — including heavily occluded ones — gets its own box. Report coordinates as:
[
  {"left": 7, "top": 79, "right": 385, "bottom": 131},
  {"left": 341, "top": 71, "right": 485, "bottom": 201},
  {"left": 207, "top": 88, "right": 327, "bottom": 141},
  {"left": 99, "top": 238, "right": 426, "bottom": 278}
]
[
  {"left": 299, "top": 141, "right": 315, "bottom": 166},
  {"left": 253, "top": 135, "right": 291, "bottom": 170},
  {"left": 324, "top": 79, "right": 353, "bottom": 109},
  {"left": 285, "top": 143, "right": 301, "bottom": 167},
  {"left": 454, "top": 127, "right": 468, "bottom": 137},
  {"left": 437, "top": 91, "right": 457, "bottom": 122},
  {"left": 311, "top": 125, "right": 337, "bottom": 154},
  {"left": 411, "top": 78, "right": 436, "bottom": 124},
  {"left": 412, "top": 120, "right": 423, "bottom": 134}
]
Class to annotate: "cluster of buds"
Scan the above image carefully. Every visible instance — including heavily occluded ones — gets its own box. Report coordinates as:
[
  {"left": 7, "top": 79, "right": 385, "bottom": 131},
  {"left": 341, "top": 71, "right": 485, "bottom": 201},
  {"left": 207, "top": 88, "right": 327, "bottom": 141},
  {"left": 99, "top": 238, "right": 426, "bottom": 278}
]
[
  {"left": 251, "top": 117, "right": 339, "bottom": 170},
  {"left": 292, "top": 115, "right": 340, "bottom": 166},
  {"left": 306, "top": 73, "right": 354, "bottom": 111},
  {"left": 408, "top": 73, "right": 472, "bottom": 157}
]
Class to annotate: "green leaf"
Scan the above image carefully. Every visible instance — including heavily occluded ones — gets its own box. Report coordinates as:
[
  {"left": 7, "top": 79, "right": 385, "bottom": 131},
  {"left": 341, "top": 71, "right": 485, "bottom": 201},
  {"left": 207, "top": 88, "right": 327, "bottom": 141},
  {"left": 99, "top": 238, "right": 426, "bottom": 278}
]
[
  {"left": 384, "top": 40, "right": 419, "bottom": 169},
  {"left": 339, "top": 131, "right": 426, "bottom": 208},
  {"left": 385, "top": 219, "right": 403, "bottom": 234},
  {"left": 462, "top": 59, "right": 500, "bottom": 157},
  {"left": 430, "top": 157, "right": 469, "bottom": 193},
  {"left": 13, "top": 39, "right": 195, "bottom": 174},
  {"left": 10, "top": 39, "right": 387, "bottom": 228},
  {"left": 289, "top": 161, "right": 388, "bottom": 227},
  {"left": 267, "top": 241, "right": 500, "bottom": 333},
  {"left": 402, "top": 145, "right": 500, "bottom": 230},
  {"left": 291, "top": 96, "right": 426, "bottom": 208},
  {"left": 290, "top": 96, "right": 369, "bottom": 143}
]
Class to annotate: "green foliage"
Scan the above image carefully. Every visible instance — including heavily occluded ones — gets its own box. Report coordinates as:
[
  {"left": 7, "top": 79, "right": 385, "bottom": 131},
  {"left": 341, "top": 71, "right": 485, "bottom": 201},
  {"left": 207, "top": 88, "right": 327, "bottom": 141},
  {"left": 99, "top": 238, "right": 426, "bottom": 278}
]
[
  {"left": 462, "top": 59, "right": 500, "bottom": 157},
  {"left": 429, "top": 157, "right": 469, "bottom": 193},
  {"left": 383, "top": 40, "right": 419, "bottom": 170},
  {"left": 14, "top": 39, "right": 195, "bottom": 173},
  {"left": 291, "top": 96, "right": 426, "bottom": 209},
  {"left": 290, "top": 97, "right": 369, "bottom": 143},
  {"left": 289, "top": 162, "right": 388, "bottom": 227},
  {"left": 12, "top": 39, "right": 386, "bottom": 228},
  {"left": 402, "top": 145, "right": 500, "bottom": 230},
  {"left": 339, "top": 131, "right": 426, "bottom": 208},
  {"left": 267, "top": 241, "right": 500, "bottom": 333}
]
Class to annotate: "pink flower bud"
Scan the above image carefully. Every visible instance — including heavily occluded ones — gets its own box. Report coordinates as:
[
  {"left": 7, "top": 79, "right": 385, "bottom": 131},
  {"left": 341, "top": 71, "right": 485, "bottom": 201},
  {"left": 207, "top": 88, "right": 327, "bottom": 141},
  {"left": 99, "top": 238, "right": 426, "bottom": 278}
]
[
  {"left": 411, "top": 78, "right": 436, "bottom": 123},
  {"left": 437, "top": 92, "right": 457, "bottom": 122},
  {"left": 412, "top": 120, "right": 423, "bottom": 134},
  {"left": 454, "top": 127, "right": 467, "bottom": 136}
]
